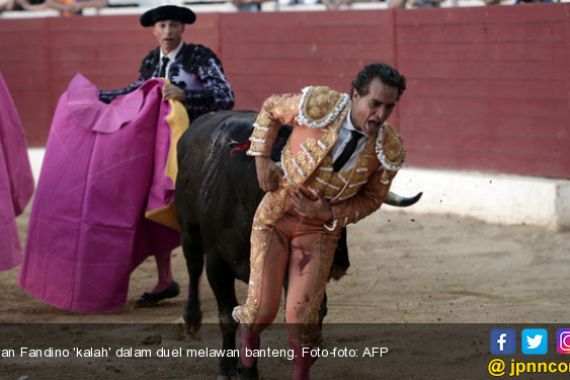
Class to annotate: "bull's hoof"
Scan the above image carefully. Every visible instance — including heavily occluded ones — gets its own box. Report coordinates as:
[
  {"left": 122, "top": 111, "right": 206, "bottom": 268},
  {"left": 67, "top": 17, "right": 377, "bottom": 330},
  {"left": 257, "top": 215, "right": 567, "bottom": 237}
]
[
  {"left": 185, "top": 326, "right": 201, "bottom": 341},
  {"left": 183, "top": 301, "right": 203, "bottom": 333}
]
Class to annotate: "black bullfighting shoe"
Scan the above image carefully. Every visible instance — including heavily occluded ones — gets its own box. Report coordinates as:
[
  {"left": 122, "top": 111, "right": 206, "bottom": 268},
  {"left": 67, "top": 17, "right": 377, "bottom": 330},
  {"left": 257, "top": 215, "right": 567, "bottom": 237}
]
[{"left": 135, "top": 281, "right": 180, "bottom": 307}]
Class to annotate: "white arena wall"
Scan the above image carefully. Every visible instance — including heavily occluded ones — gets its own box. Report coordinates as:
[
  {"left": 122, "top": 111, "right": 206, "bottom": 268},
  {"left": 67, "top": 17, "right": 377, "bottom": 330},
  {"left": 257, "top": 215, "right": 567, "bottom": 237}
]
[{"left": 388, "top": 168, "right": 570, "bottom": 231}]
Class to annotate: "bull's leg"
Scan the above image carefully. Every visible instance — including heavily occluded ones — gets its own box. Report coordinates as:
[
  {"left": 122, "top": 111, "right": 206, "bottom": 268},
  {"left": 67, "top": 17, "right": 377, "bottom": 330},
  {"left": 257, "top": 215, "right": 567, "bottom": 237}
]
[
  {"left": 318, "top": 292, "right": 328, "bottom": 326},
  {"left": 329, "top": 227, "right": 350, "bottom": 280},
  {"left": 206, "top": 253, "right": 240, "bottom": 380},
  {"left": 181, "top": 227, "right": 204, "bottom": 332}
]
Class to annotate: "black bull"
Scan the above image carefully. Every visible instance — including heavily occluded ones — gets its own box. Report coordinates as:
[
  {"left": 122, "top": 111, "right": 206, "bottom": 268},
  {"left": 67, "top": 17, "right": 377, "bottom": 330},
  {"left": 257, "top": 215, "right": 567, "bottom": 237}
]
[{"left": 174, "top": 110, "right": 421, "bottom": 379}]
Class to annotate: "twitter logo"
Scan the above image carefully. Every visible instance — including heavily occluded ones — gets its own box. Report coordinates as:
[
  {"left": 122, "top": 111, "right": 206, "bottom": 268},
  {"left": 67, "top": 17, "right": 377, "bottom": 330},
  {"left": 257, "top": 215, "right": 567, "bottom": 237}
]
[{"left": 522, "top": 328, "right": 548, "bottom": 355}]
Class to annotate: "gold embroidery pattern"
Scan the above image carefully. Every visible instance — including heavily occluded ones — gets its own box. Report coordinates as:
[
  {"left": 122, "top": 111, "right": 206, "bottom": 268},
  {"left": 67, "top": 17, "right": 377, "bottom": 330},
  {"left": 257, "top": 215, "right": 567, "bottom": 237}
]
[
  {"left": 303, "top": 137, "right": 376, "bottom": 203},
  {"left": 282, "top": 104, "right": 350, "bottom": 187},
  {"left": 252, "top": 187, "right": 288, "bottom": 227},
  {"left": 319, "top": 129, "right": 399, "bottom": 231},
  {"left": 306, "top": 87, "right": 340, "bottom": 120},
  {"left": 233, "top": 223, "right": 274, "bottom": 325},
  {"left": 296, "top": 87, "right": 350, "bottom": 129},
  {"left": 376, "top": 123, "right": 405, "bottom": 171},
  {"left": 248, "top": 94, "right": 301, "bottom": 157}
]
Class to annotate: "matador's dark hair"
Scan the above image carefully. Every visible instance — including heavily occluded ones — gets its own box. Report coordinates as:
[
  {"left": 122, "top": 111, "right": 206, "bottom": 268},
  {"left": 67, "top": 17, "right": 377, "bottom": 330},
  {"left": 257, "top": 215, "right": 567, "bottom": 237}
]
[{"left": 351, "top": 63, "right": 407, "bottom": 100}]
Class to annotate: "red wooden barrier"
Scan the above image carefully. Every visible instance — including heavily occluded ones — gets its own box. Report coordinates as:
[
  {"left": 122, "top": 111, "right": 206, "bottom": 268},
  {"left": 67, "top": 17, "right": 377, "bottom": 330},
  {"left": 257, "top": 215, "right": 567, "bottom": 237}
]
[
  {"left": 395, "top": 5, "right": 570, "bottom": 178},
  {"left": 219, "top": 10, "right": 396, "bottom": 112},
  {"left": 0, "top": 13, "right": 221, "bottom": 145},
  {"left": 0, "top": 5, "right": 569, "bottom": 179}
]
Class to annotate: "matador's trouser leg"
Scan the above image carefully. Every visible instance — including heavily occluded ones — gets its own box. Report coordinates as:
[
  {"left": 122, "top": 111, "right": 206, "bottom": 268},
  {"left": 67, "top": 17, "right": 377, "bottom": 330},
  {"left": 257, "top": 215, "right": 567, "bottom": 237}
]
[
  {"left": 233, "top": 200, "right": 341, "bottom": 379},
  {"left": 235, "top": 219, "right": 289, "bottom": 369},
  {"left": 284, "top": 220, "right": 340, "bottom": 347},
  {"left": 234, "top": 220, "right": 290, "bottom": 327},
  {"left": 283, "top": 216, "right": 340, "bottom": 380}
]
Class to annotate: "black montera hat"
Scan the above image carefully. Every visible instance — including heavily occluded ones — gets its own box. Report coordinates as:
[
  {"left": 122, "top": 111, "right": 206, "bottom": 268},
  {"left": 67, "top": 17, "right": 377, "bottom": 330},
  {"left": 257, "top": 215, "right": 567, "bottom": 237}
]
[{"left": 140, "top": 5, "right": 196, "bottom": 27}]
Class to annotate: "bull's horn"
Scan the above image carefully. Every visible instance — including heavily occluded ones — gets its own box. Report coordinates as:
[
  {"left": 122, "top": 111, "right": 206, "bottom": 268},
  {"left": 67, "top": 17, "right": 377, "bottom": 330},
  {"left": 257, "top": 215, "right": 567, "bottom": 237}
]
[{"left": 385, "top": 191, "right": 423, "bottom": 207}]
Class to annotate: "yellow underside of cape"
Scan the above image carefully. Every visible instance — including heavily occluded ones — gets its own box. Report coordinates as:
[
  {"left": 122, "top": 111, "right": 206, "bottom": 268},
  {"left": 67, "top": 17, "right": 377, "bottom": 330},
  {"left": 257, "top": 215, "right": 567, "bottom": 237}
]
[{"left": 145, "top": 96, "right": 189, "bottom": 231}]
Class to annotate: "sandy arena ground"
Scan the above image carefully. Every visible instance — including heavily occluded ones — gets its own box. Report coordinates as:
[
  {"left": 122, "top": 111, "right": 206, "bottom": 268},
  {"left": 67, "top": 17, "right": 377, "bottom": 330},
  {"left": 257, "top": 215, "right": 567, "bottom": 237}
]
[
  {"left": 1, "top": 207, "right": 569, "bottom": 379},
  {"left": 3, "top": 207, "right": 569, "bottom": 324}
]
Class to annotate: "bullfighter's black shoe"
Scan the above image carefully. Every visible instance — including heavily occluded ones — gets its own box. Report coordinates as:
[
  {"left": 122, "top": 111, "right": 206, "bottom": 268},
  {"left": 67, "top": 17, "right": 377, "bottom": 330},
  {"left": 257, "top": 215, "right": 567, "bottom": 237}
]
[
  {"left": 135, "top": 281, "right": 180, "bottom": 307},
  {"left": 236, "top": 361, "right": 259, "bottom": 380}
]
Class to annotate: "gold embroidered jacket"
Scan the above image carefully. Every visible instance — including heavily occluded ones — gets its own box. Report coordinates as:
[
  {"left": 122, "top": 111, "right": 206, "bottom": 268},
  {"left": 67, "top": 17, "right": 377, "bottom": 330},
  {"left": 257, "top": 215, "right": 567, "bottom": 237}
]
[{"left": 246, "top": 86, "right": 405, "bottom": 232}]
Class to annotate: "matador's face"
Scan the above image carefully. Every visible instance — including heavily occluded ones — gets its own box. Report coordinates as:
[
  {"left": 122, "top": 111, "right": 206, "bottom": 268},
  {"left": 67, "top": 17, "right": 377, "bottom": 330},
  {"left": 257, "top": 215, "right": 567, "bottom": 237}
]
[
  {"left": 153, "top": 20, "right": 185, "bottom": 54},
  {"left": 350, "top": 78, "right": 399, "bottom": 136}
]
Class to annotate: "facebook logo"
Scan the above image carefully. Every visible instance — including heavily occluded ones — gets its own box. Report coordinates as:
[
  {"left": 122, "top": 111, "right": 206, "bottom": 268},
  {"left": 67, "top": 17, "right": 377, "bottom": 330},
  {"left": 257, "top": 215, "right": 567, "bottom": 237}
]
[{"left": 491, "top": 329, "right": 516, "bottom": 355}]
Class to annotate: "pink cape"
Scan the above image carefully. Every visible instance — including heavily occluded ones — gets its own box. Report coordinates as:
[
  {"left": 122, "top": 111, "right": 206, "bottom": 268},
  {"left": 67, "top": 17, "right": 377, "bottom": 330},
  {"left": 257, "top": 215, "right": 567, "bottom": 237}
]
[
  {"left": 19, "top": 74, "right": 182, "bottom": 312},
  {"left": 0, "top": 72, "right": 34, "bottom": 271}
]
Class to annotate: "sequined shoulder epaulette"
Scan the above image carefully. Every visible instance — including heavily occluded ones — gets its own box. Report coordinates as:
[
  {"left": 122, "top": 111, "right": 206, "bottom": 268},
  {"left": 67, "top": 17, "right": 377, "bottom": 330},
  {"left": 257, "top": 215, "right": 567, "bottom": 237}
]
[
  {"left": 376, "top": 123, "right": 405, "bottom": 171},
  {"left": 294, "top": 86, "right": 350, "bottom": 129}
]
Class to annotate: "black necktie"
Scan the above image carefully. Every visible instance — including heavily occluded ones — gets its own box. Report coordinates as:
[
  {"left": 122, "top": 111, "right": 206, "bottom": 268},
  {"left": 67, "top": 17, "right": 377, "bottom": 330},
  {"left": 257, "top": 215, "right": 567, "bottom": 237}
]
[
  {"left": 159, "top": 56, "right": 169, "bottom": 78},
  {"left": 333, "top": 130, "right": 363, "bottom": 172}
]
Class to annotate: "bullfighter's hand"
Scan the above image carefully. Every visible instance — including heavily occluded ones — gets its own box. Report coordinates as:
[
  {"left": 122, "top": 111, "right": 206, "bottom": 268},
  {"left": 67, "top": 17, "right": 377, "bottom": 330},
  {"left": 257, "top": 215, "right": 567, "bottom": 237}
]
[
  {"left": 162, "top": 83, "right": 187, "bottom": 102},
  {"left": 289, "top": 187, "right": 333, "bottom": 223},
  {"left": 255, "top": 156, "right": 283, "bottom": 192}
]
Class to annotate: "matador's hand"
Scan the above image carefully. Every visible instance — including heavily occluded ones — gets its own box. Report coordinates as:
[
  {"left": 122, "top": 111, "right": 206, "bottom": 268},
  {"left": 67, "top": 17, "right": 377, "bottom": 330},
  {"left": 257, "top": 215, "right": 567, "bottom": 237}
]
[
  {"left": 255, "top": 156, "right": 283, "bottom": 192},
  {"left": 289, "top": 187, "right": 333, "bottom": 223},
  {"left": 162, "top": 83, "right": 187, "bottom": 102}
]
